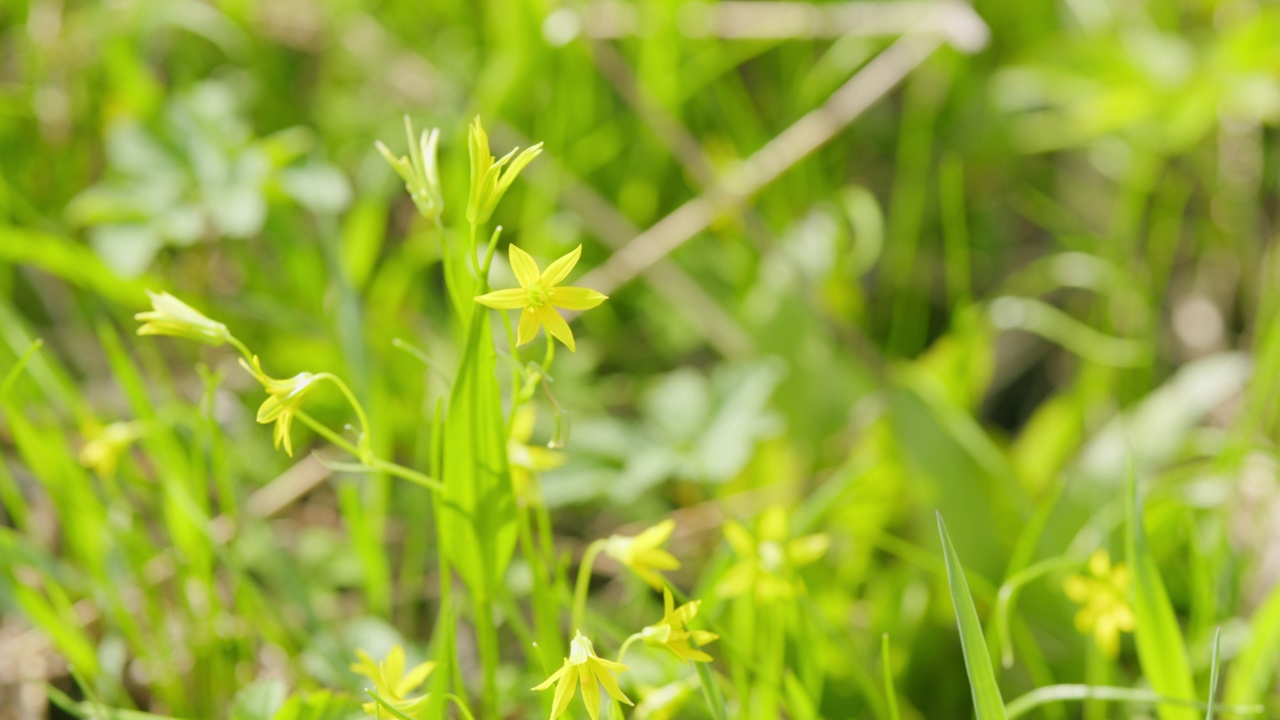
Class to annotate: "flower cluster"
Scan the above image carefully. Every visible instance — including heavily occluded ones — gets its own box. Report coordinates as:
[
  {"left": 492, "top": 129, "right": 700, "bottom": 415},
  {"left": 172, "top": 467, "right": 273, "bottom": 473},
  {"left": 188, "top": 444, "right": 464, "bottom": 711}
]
[{"left": 1064, "top": 549, "right": 1135, "bottom": 657}]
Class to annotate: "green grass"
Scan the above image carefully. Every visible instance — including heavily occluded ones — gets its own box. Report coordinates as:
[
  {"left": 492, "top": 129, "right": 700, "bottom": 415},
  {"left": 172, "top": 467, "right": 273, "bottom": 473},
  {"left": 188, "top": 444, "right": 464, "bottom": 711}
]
[{"left": 3, "top": 0, "right": 1280, "bottom": 718}]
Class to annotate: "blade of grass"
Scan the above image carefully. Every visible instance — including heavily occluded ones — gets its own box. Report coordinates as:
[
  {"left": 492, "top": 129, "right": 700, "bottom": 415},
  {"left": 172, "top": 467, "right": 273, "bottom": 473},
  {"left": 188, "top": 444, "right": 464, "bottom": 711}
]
[
  {"left": 1004, "top": 684, "right": 1263, "bottom": 719},
  {"left": 1125, "top": 467, "right": 1197, "bottom": 720},
  {"left": 1205, "top": 627, "right": 1221, "bottom": 720},
  {"left": 882, "top": 633, "right": 901, "bottom": 720},
  {"left": 937, "top": 511, "right": 1007, "bottom": 720}
]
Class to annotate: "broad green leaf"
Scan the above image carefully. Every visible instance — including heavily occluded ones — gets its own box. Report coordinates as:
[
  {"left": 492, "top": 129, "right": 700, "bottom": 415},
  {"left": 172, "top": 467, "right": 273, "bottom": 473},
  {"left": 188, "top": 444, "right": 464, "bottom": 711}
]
[
  {"left": 937, "top": 512, "right": 1007, "bottom": 720},
  {"left": 1126, "top": 469, "right": 1197, "bottom": 720},
  {"left": 441, "top": 307, "right": 516, "bottom": 601}
]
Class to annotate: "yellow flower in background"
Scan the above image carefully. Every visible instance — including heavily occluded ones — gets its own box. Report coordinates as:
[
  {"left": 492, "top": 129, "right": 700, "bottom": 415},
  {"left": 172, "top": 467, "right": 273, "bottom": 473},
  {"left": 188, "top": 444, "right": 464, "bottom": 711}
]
[
  {"left": 641, "top": 588, "right": 719, "bottom": 663},
  {"left": 718, "top": 506, "right": 831, "bottom": 602},
  {"left": 79, "top": 421, "right": 146, "bottom": 477},
  {"left": 474, "top": 244, "right": 608, "bottom": 352},
  {"left": 350, "top": 645, "right": 435, "bottom": 717},
  {"left": 376, "top": 117, "right": 443, "bottom": 220},
  {"left": 532, "top": 633, "right": 632, "bottom": 720},
  {"left": 508, "top": 406, "right": 566, "bottom": 503},
  {"left": 604, "top": 519, "right": 681, "bottom": 589},
  {"left": 135, "top": 291, "right": 230, "bottom": 346},
  {"left": 1064, "top": 549, "right": 1135, "bottom": 657},
  {"left": 239, "top": 355, "right": 320, "bottom": 457}
]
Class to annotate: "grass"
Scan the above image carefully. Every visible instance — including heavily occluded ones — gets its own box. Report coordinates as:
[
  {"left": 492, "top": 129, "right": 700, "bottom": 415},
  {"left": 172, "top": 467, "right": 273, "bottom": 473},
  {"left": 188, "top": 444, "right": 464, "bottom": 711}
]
[{"left": 3, "top": 0, "right": 1280, "bottom": 718}]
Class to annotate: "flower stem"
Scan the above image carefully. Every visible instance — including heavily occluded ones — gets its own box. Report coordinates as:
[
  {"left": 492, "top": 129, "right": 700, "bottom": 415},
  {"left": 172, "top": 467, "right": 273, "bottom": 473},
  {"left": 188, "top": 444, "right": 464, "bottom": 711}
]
[
  {"left": 572, "top": 539, "right": 607, "bottom": 633},
  {"left": 616, "top": 633, "right": 643, "bottom": 664}
]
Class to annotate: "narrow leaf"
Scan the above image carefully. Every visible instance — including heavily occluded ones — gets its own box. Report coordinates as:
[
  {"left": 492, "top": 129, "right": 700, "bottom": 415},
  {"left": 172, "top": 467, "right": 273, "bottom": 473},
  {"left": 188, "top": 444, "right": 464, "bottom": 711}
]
[{"left": 937, "top": 512, "right": 1007, "bottom": 720}]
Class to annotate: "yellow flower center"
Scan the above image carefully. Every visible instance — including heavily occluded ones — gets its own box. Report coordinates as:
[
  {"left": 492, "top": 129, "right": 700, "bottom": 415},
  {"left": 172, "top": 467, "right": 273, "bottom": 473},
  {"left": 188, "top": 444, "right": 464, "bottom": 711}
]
[{"left": 526, "top": 284, "right": 550, "bottom": 308}]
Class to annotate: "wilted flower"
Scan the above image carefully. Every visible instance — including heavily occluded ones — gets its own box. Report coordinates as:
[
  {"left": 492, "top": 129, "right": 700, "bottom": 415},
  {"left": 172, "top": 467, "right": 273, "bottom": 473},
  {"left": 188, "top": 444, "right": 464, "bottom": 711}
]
[
  {"left": 79, "top": 421, "right": 146, "bottom": 477},
  {"left": 135, "top": 291, "right": 230, "bottom": 346},
  {"left": 467, "top": 116, "right": 542, "bottom": 227},
  {"left": 604, "top": 519, "right": 680, "bottom": 589},
  {"left": 239, "top": 355, "right": 320, "bottom": 457},
  {"left": 376, "top": 116, "right": 443, "bottom": 219},
  {"left": 718, "top": 507, "right": 830, "bottom": 602},
  {"left": 350, "top": 644, "right": 434, "bottom": 717},
  {"left": 532, "top": 633, "right": 632, "bottom": 720},
  {"left": 1064, "top": 549, "right": 1135, "bottom": 657},
  {"left": 474, "top": 244, "right": 608, "bottom": 352},
  {"left": 640, "top": 588, "right": 719, "bottom": 663}
]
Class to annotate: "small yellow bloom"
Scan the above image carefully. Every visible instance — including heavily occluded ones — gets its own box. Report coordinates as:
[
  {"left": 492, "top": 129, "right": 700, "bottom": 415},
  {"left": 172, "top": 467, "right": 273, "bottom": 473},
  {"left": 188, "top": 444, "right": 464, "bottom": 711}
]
[
  {"left": 1064, "top": 549, "right": 1135, "bottom": 657},
  {"left": 641, "top": 588, "right": 719, "bottom": 663},
  {"left": 239, "top": 355, "right": 320, "bottom": 457},
  {"left": 532, "top": 633, "right": 632, "bottom": 720},
  {"left": 474, "top": 244, "right": 607, "bottom": 352},
  {"left": 135, "top": 291, "right": 230, "bottom": 346},
  {"left": 604, "top": 519, "right": 681, "bottom": 589},
  {"left": 717, "top": 507, "right": 830, "bottom": 602},
  {"left": 350, "top": 644, "right": 435, "bottom": 717},
  {"left": 79, "top": 421, "right": 146, "bottom": 477},
  {"left": 508, "top": 406, "right": 566, "bottom": 504},
  {"left": 376, "top": 117, "right": 443, "bottom": 220}
]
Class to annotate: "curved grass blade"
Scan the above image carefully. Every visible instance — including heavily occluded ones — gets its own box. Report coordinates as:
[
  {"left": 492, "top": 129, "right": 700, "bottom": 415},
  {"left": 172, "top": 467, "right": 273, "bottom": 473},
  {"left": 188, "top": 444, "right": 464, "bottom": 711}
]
[
  {"left": 1125, "top": 468, "right": 1197, "bottom": 720},
  {"left": 1225, "top": 581, "right": 1280, "bottom": 706},
  {"left": 1004, "top": 684, "right": 1263, "bottom": 719},
  {"left": 937, "top": 512, "right": 1007, "bottom": 720}
]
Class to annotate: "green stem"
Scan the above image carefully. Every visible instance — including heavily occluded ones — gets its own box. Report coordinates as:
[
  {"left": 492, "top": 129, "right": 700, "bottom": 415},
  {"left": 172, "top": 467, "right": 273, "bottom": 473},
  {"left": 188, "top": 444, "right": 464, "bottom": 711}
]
[
  {"left": 572, "top": 539, "right": 607, "bottom": 632},
  {"left": 616, "top": 633, "right": 643, "bottom": 664},
  {"left": 314, "top": 372, "right": 374, "bottom": 463},
  {"left": 296, "top": 412, "right": 443, "bottom": 492},
  {"left": 475, "top": 594, "right": 500, "bottom": 720}
]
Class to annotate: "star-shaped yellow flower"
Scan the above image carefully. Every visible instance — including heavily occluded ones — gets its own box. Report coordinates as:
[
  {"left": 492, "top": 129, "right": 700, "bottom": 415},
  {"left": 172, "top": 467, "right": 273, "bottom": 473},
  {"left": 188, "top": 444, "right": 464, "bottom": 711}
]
[
  {"left": 717, "top": 507, "right": 830, "bottom": 603},
  {"left": 604, "top": 519, "right": 681, "bottom": 589},
  {"left": 641, "top": 588, "right": 719, "bottom": 663},
  {"left": 474, "top": 245, "right": 607, "bottom": 352},
  {"left": 1064, "top": 549, "right": 1135, "bottom": 657},
  {"left": 532, "top": 633, "right": 632, "bottom": 720},
  {"left": 350, "top": 644, "right": 435, "bottom": 717}
]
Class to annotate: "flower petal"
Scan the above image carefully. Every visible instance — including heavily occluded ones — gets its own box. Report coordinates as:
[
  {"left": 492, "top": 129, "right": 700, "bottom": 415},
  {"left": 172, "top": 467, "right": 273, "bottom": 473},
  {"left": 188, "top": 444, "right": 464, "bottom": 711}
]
[
  {"left": 551, "top": 664, "right": 578, "bottom": 719},
  {"left": 475, "top": 288, "right": 527, "bottom": 309},
  {"left": 634, "top": 519, "right": 675, "bottom": 549},
  {"left": 517, "top": 307, "right": 541, "bottom": 346},
  {"left": 508, "top": 244, "right": 541, "bottom": 289},
  {"left": 540, "top": 245, "right": 582, "bottom": 287},
  {"left": 549, "top": 286, "right": 607, "bottom": 311},
  {"left": 532, "top": 661, "right": 567, "bottom": 691},
  {"left": 593, "top": 664, "right": 633, "bottom": 706},
  {"left": 536, "top": 305, "right": 576, "bottom": 352},
  {"left": 580, "top": 665, "right": 601, "bottom": 720}
]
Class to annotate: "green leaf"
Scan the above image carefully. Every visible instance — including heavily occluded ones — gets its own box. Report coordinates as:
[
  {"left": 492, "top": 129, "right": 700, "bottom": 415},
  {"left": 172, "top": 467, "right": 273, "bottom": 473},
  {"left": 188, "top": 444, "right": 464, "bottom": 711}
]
[
  {"left": 1126, "top": 468, "right": 1198, "bottom": 720},
  {"left": 1205, "top": 627, "right": 1222, "bottom": 720},
  {"left": 1225, "top": 580, "right": 1280, "bottom": 706},
  {"left": 440, "top": 308, "right": 516, "bottom": 601},
  {"left": 936, "top": 512, "right": 1007, "bottom": 720},
  {"left": 231, "top": 680, "right": 287, "bottom": 720}
]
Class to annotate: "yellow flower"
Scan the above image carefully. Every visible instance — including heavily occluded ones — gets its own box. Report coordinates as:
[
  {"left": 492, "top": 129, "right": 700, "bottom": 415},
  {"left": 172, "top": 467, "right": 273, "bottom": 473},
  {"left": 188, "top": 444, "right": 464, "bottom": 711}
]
[
  {"left": 79, "top": 421, "right": 146, "bottom": 477},
  {"left": 474, "top": 244, "right": 608, "bottom": 352},
  {"left": 467, "top": 116, "right": 543, "bottom": 227},
  {"left": 604, "top": 519, "right": 681, "bottom": 589},
  {"left": 135, "top": 291, "right": 230, "bottom": 346},
  {"left": 508, "top": 406, "right": 566, "bottom": 504},
  {"left": 641, "top": 588, "right": 719, "bottom": 663},
  {"left": 239, "top": 355, "right": 321, "bottom": 457},
  {"left": 532, "top": 633, "right": 632, "bottom": 720},
  {"left": 717, "top": 507, "right": 830, "bottom": 602},
  {"left": 1064, "top": 549, "right": 1135, "bottom": 657},
  {"left": 350, "top": 644, "right": 435, "bottom": 717}
]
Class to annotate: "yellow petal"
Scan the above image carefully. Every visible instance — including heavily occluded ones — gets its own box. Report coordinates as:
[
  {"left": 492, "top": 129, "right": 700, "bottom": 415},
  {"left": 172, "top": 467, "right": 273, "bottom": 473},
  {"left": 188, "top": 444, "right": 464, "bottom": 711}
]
[
  {"left": 635, "top": 519, "right": 676, "bottom": 549},
  {"left": 536, "top": 305, "right": 576, "bottom": 352},
  {"left": 638, "top": 548, "right": 681, "bottom": 571},
  {"left": 508, "top": 245, "right": 541, "bottom": 288},
  {"left": 551, "top": 664, "right": 578, "bottom": 719},
  {"left": 788, "top": 534, "right": 831, "bottom": 566},
  {"left": 1088, "top": 550, "right": 1110, "bottom": 578},
  {"left": 549, "top": 286, "right": 607, "bottom": 311},
  {"left": 475, "top": 288, "right": 528, "bottom": 309},
  {"left": 384, "top": 646, "right": 405, "bottom": 688},
  {"left": 540, "top": 245, "right": 582, "bottom": 287},
  {"left": 532, "top": 661, "right": 567, "bottom": 691},
  {"left": 517, "top": 307, "right": 540, "bottom": 346},
  {"left": 593, "top": 663, "right": 633, "bottom": 706},
  {"left": 723, "top": 522, "right": 755, "bottom": 558},
  {"left": 580, "top": 665, "right": 601, "bottom": 720},
  {"left": 397, "top": 660, "right": 435, "bottom": 696}
]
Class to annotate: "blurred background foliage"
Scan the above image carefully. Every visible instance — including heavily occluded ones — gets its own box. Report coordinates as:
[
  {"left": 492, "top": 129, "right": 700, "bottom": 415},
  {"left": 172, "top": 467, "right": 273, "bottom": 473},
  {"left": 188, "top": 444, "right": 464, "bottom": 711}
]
[{"left": 2, "top": 0, "right": 1280, "bottom": 718}]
